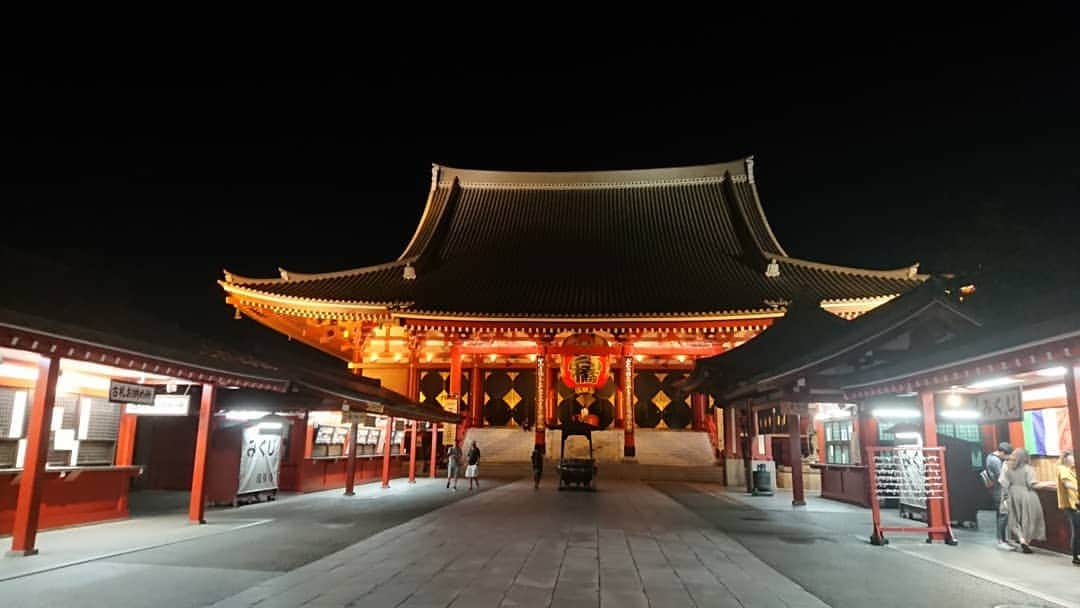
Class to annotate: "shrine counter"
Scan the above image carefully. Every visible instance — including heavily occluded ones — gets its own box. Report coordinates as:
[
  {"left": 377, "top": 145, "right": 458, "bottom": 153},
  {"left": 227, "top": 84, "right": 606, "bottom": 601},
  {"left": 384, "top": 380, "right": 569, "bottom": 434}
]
[
  {"left": 0, "top": 465, "right": 143, "bottom": 535},
  {"left": 810, "top": 463, "right": 872, "bottom": 507}
]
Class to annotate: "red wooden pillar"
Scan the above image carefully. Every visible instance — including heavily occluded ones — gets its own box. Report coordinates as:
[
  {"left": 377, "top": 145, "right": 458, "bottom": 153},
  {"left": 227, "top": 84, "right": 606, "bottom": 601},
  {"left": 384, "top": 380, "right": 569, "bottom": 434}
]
[
  {"left": 855, "top": 405, "right": 878, "bottom": 465},
  {"left": 534, "top": 343, "right": 547, "bottom": 453},
  {"left": 1008, "top": 420, "right": 1026, "bottom": 450},
  {"left": 919, "top": 390, "right": 948, "bottom": 542},
  {"left": 344, "top": 421, "right": 359, "bottom": 496},
  {"left": 8, "top": 356, "right": 60, "bottom": 556},
  {"left": 408, "top": 420, "right": 418, "bottom": 483},
  {"left": 723, "top": 406, "right": 738, "bottom": 459},
  {"left": 449, "top": 341, "right": 463, "bottom": 447},
  {"left": 1064, "top": 365, "right": 1080, "bottom": 485},
  {"left": 622, "top": 355, "right": 635, "bottom": 458},
  {"left": 406, "top": 336, "right": 420, "bottom": 399},
  {"left": 188, "top": 383, "right": 216, "bottom": 524},
  {"left": 788, "top": 412, "right": 805, "bottom": 506},
  {"left": 114, "top": 411, "right": 138, "bottom": 514},
  {"left": 545, "top": 361, "right": 556, "bottom": 426},
  {"left": 692, "top": 393, "right": 708, "bottom": 431},
  {"left": 429, "top": 423, "right": 438, "bottom": 478},
  {"left": 115, "top": 412, "right": 138, "bottom": 465},
  {"left": 614, "top": 365, "right": 625, "bottom": 429},
  {"left": 381, "top": 416, "right": 394, "bottom": 489},
  {"left": 744, "top": 403, "right": 755, "bottom": 493},
  {"left": 470, "top": 362, "right": 483, "bottom": 427}
]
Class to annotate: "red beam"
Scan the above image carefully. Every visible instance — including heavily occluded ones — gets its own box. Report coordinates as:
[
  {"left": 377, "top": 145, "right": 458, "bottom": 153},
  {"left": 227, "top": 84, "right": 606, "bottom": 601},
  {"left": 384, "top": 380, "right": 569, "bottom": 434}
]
[
  {"left": 470, "top": 363, "right": 484, "bottom": 427},
  {"left": 788, "top": 413, "right": 805, "bottom": 506},
  {"left": 408, "top": 420, "right": 418, "bottom": 483},
  {"left": 344, "top": 421, "right": 359, "bottom": 496},
  {"left": 919, "top": 391, "right": 953, "bottom": 543},
  {"left": 9, "top": 356, "right": 59, "bottom": 556},
  {"left": 381, "top": 416, "right": 394, "bottom": 489},
  {"left": 692, "top": 393, "right": 708, "bottom": 431},
  {"left": 429, "top": 424, "right": 437, "bottom": 478},
  {"left": 115, "top": 413, "right": 138, "bottom": 466},
  {"left": 188, "top": 384, "right": 216, "bottom": 524}
]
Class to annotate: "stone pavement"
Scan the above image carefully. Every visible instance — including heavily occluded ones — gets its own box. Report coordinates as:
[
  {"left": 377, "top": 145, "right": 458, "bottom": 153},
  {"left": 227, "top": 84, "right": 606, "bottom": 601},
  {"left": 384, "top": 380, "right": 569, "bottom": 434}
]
[
  {"left": 699, "top": 485, "right": 1078, "bottom": 608},
  {"left": 0, "top": 478, "right": 504, "bottom": 607},
  {"left": 0, "top": 510, "right": 271, "bottom": 582},
  {"left": 210, "top": 480, "right": 829, "bottom": 608}
]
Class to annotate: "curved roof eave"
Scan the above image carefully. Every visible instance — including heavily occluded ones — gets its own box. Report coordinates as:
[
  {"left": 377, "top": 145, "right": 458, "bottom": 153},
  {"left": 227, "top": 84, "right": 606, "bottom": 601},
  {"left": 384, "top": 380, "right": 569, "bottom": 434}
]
[
  {"left": 223, "top": 257, "right": 418, "bottom": 287},
  {"left": 391, "top": 309, "right": 785, "bottom": 323},
  {"left": 221, "top": 282, "right": 404, "bottom": 314},
  {"left": 430, "top": 158, "right": 750, "bottom": 188},
  {"left": 775, "top": 255, "right": 926, "bottom": 280}
]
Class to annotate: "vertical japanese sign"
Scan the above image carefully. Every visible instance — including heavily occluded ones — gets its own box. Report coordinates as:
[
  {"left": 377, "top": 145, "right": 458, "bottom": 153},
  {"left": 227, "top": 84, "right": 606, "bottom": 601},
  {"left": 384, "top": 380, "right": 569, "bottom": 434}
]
[
  {"left": 238, "top": 424, "right": 282, "bottom": 495},
  {"left": 442, "top": 397, "right": 459, "bottom": 446}
]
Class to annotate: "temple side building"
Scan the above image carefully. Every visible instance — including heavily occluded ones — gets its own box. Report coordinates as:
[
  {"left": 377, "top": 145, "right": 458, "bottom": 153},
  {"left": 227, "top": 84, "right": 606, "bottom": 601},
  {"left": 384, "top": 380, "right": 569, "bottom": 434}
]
[{"left": 220, "top": 157, "right": 927, "bottom": 456}]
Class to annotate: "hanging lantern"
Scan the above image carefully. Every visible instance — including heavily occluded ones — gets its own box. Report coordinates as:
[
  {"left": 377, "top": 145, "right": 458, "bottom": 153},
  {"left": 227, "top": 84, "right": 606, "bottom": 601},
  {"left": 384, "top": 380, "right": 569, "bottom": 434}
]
[{"left": 559, "top": 333, "right": 610, "bottom": 390}]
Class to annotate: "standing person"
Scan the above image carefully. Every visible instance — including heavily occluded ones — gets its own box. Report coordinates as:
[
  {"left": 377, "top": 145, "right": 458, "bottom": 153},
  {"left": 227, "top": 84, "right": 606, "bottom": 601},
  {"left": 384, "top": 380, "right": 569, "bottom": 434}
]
[
  {"left": 446, "top": 443, "right": 461, "bottom": 490},
  {"left": 1001, "top": 447, "right": 1047, "bottom": 553},
  {"left": 465, "top": 440, "right": 481, "bottom": 490},
  {"left": 985, "top": 442, "right": 1014, "bottom": 550},
  {"left": 531, "top": 446, "right": 544, "bottom": 489},
  {"left": 1057, "top": 450, "right": 1080, "bottom": 565}
]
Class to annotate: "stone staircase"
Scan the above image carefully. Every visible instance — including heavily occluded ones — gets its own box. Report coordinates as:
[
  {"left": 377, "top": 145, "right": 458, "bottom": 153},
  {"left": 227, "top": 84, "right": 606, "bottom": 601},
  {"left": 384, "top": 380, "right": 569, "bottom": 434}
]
[
  {"left": 463, "top": 428, "right": 536, "bottom": 462},
  {"left": 463, "top": 427, "right": 722, "bottom": 483},
  {"left": 632, "top": 429, "right": 716, "bottom": 466}
]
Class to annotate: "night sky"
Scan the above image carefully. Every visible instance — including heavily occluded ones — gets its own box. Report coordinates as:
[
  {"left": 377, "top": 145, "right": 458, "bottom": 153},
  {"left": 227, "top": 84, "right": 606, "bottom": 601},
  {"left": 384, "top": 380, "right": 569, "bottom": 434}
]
[{"left": 4, "top": 16, "right": 1079, "bottom": 361}]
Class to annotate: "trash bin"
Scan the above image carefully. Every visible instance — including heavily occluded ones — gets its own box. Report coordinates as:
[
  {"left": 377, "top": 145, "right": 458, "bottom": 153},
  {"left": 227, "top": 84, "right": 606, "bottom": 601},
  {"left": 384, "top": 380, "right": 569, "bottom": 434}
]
[{"left": 752, "top": 463, "right": 773, "bottom": 496}]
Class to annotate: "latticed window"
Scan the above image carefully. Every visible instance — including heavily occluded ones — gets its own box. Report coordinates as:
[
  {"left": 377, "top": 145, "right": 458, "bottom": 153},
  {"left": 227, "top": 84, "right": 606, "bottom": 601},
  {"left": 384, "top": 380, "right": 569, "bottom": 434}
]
[
  {"left": 937, "top": 422, "right": 981, "bottom": 443},
  {"left": 825, "top": 420, "right": 853, "bottom": 464}
]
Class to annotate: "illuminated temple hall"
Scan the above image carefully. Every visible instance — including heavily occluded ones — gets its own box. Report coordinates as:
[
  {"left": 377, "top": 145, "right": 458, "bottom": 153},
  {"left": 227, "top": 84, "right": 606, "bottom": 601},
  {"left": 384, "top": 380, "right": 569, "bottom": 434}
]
[{"left": 220, "top": 158, "right": 926, "bottom": 462}]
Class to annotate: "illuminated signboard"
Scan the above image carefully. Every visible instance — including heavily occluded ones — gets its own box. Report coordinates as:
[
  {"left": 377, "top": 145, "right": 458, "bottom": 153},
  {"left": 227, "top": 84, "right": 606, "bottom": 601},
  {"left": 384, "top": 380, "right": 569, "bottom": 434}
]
[{"left": 125, "top": 393, "right": 191, "bottom": 416}]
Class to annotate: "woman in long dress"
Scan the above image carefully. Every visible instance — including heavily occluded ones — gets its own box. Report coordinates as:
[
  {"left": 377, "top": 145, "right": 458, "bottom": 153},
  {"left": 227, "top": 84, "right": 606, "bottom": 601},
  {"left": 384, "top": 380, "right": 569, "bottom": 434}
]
[{"left": 1000, "top": 448, "right": 1047, "bottom": 553}]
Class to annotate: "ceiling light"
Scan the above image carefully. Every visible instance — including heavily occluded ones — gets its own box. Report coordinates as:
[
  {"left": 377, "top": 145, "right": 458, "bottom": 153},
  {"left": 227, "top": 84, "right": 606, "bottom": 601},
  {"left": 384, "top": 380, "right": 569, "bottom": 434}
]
[
  {"left": 225, "top": 410, "right": 266, "bottom": 421},
  {"left": 946, "top": 393, "right": 963, "bottom": 407},
  {"left": 872, "top": 408, "right": 922, "bottom": 419},
  {"left": 940, "top": 410, "right": 979, "bottom": 420},
  {"left": 0, "top": 363, "right": 38, "bottom": 381},
  {"left": 968, "top": 377, "right": 1020, "bottom": 390},
  {"left": 1035, "top": 367, "right": 1066, "bottom": 378},
  {"left": 1023, "top": 385, "right": 1067, "bottom": 401}
]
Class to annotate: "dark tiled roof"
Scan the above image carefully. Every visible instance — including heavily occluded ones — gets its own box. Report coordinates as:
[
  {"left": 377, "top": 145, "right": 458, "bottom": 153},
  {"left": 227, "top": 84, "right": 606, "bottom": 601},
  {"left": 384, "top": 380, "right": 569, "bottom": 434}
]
[
  {"left": 226, "top": 159, "right": 926, "bottom": 317},
  {"left": 690, "top": 297, "right": 850, "bottom": 395},
  {"left": 840, "top": 309, "right": 1080, "bottom": 390},
  {"left": 690, "top": 279, "right": 982, "bottom": 399},
  {"left": 0, "top": 249, "right": 454, "bottom": 421}
]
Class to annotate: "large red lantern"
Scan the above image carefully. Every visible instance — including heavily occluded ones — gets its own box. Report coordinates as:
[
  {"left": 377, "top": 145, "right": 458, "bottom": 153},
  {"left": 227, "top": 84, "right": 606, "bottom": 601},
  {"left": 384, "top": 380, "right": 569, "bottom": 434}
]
[{"left": 559, "top": 334, "right": 610, "bottom": 390}]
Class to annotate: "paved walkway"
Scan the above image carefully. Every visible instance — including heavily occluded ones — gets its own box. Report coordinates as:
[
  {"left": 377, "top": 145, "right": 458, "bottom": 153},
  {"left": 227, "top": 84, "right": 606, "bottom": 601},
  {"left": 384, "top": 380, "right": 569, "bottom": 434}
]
[
  {"left": 0, "top": 479, "right": 502, "bottom": 607},
  {"left": 210, "top": 480, "right": 829, "bottom": 608},
  {"left": 692, "top": 485, "right": 1077, "bottom": 608}
]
